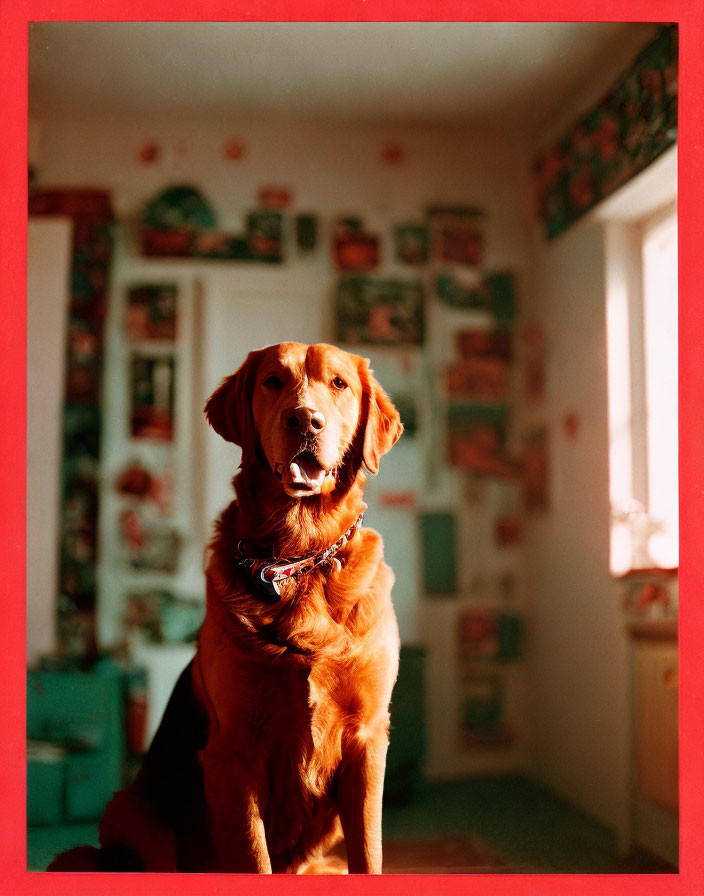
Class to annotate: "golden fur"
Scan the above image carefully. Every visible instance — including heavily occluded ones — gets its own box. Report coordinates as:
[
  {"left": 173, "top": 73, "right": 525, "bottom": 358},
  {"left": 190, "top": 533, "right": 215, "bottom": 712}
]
[{"left": 49, "top": 342, "right": 402, "bottom": 874}]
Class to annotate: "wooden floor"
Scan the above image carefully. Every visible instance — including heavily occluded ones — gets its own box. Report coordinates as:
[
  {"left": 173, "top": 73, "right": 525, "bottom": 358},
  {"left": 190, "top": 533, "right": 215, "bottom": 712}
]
[{"left": 381, "top": 836, "right": 503, "bottom": 874}]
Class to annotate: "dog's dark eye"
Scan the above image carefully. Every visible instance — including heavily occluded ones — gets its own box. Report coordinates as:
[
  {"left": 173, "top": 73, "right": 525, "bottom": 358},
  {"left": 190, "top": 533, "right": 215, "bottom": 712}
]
[
  {"left": 332, "top": 376, "right": 348, "bottom": 391},
  {"left": 263, "top": 374, "right": 284, "bottom": 389}
]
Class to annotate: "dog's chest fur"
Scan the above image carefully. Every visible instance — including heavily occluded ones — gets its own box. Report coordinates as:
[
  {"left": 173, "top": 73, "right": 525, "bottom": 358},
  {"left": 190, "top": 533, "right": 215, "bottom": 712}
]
[
  {"left": 200, "top": 523, "right": 399, "bottom": 869},
  {"left": 259, "top": 658, "right": 349, "bottom": 860}
]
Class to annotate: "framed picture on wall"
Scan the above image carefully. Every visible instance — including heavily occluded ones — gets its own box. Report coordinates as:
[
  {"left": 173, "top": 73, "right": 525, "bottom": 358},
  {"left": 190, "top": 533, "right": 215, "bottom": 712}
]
[
  {"left": 447, "top": 403, "right": 518, "bottom": 477},
  {"left": 427, "top": 205, "right": 485, "bottom": 266},
  {"left": 125, "top": 282, "right": 178, "bottom": 341},
  {"left": 394, "top": 223, "right": 429, "bottom": 265},
  {"left": 119, "top": 507, "right": 181, "bottom": 573},
  {"left": 419, "top": 511, "right": 458, "bottom": 594},
  {"left": 457, "top": 673, "right": 514, "bottom": 751},
  {"left": 332, "top": 221, "right": 380, "bottom": 271},
  {"left": 336, "top": 275, "right": 425, "bottom": 346},
  {"left": 456, "top": 327, "right": 512, "bottom": 361},
  {"left": 246, "top": 209, "right": 283, "bottom": 262},
  {"left": 129, "top": 353, "right": 176, "bottom": 441},
  {"left": 444, "top": 357, "right": 509, "bottom": 402},
  {"left": 295, "top": 213, "right": 318, "bottom": 253}
]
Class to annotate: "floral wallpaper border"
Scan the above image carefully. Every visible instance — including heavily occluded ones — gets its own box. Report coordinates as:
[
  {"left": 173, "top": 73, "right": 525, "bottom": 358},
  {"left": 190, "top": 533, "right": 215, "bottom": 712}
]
[
  {"left": 29, "top": 189, "right": 115, "bottom": 659},
  {"left": 534, "top": 25, "right": 678, "bottom": 240}
]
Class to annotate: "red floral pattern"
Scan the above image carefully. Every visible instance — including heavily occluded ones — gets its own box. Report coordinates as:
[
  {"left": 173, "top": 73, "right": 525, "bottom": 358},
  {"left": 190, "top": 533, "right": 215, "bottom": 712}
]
[{"left": 534, "top": 26, "right": 677, "bottom": 239}]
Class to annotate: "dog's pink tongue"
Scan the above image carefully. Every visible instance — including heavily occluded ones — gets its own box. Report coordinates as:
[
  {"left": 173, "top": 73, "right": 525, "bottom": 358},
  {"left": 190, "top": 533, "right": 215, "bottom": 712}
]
[{"left": 288, "top": 454, "right": 326, "bottom": 491}]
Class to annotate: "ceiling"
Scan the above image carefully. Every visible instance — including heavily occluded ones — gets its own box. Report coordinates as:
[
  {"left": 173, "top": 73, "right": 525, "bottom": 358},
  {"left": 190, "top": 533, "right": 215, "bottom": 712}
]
[{"left": 29, "top": 21, "right": 656, "bottom": 136}]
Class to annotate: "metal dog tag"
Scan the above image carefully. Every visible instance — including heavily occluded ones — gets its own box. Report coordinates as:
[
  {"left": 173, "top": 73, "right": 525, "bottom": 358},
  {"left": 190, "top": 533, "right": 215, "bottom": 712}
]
[{"left": 259, "top": 568, "right": 281, "bottom": 600}]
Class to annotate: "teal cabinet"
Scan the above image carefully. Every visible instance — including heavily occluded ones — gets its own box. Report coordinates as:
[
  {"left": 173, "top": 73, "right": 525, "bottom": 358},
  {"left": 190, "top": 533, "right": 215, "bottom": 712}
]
[
  {"left": 27, "top": 665, "right": 125, "bottom": 825},
  {"left": 385, "top": 646, "right": 426, "bottom": 802}
]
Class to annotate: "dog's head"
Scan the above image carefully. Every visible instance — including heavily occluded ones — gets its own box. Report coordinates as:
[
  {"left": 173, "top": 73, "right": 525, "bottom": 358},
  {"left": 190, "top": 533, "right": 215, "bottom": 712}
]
[{"left": 205, "top": 342, "right": 403, "bottom": 498}]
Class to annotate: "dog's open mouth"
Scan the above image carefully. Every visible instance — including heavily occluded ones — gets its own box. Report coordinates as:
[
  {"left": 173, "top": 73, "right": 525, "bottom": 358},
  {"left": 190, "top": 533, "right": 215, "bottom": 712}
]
[{"left": 274, "top": 450, "right": 336, "bottom": 497}]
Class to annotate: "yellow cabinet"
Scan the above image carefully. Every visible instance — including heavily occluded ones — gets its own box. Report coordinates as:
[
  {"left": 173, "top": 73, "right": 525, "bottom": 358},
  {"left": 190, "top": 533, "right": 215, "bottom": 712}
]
[
  {"left": 629, "top": 620, "right": 678, "bottom": 867},
  {"left": 633, "top": 636, "right": 678, "bottom": 811}
]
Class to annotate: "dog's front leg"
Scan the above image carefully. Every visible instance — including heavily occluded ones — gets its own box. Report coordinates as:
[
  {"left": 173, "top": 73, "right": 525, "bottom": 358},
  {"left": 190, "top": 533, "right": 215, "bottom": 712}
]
[
  {"left": 201, "top": 739, "right": 271, "bottom": 873},
  {"left": 336, "top": 725, "right": 389, "bottom": 874}
]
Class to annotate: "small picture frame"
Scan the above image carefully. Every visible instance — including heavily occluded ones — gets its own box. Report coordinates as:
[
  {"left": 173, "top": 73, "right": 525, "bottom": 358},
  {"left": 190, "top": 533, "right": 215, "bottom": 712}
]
[
  {"left": 119, "top": 508, "right": 181, "bottom": 573},
  {"left": 394, "top": 223, "right": 429, "bottom": 265},
  {"left": 295, "top": 214, "right": 318, "bottom": 253},
  {"left": 447, "top": 403, "right": 518, "bottom": 477},
  {"left": 129, "top": 354, "right": 176, "bottom": 441},
  {"left": 246, "top": 210, "right": 283, "bottom": 262},
  {"left": 458, "top": 608, "right": 500, "bottom": 660},
  {"left": 484, "top": 271, "right": 517, "bottom": 324},
  {"left": 126, "top": 283, "right": 178, "bottom": 341},
  {"left": 333, "top": 221, "right": 380, "bottom": 271},
  {"left": 427, "top": 205, "right": 485, "bottom": 266},
  {"left": 336, "top": 275, "right": 424, "bottom": 346},
  {"left": 456, "top": 327, "right": 512, "bottom": 362},
  {"left": 457, "top": 674, "right": 514, "bottom": 751},
  {"left": 419, "top": 511, "right": 457, "bottom": 594},
  {"left": 444, "top": 357, "right": 509, "bottom": 402},
  {"left": 435, "top": 272, "right": 490, "bottom": 310}
]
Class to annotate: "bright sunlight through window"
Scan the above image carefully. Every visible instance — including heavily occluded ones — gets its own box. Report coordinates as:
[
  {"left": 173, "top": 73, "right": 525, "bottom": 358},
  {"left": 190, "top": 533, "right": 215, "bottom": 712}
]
[{"left": 607, "top": 205, "right": 678, "bottom": 575}]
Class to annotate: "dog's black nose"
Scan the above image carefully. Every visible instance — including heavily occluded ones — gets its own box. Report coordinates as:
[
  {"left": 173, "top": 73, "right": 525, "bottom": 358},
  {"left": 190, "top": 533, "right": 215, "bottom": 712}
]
[{"left": 283, "top": 407, "right": 326, "bottom": 434}]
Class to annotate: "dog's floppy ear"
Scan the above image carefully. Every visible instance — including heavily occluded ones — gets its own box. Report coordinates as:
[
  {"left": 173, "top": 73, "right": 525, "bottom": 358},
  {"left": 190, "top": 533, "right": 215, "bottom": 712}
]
[
  {"left": 358, "top": 358, "right": 403, "bottom": 474},
  {"left": 204, "top": 350, "right": 263, "bottom": 451}
]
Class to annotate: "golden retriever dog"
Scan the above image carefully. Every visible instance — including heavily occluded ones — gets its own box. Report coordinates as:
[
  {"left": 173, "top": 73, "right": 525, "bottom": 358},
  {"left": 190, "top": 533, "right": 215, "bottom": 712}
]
[{"left": 49, "top": 342, "right": 403, "bottom": 874}]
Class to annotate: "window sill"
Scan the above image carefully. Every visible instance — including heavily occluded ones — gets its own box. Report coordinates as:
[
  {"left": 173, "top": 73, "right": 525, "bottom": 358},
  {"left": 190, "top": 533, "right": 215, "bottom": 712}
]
[
  {"left": 628, "top": 617, "right": 678, "bottom": 643},
  {"left": 614, "top": 567, "right": 678, "bottom": 582}
]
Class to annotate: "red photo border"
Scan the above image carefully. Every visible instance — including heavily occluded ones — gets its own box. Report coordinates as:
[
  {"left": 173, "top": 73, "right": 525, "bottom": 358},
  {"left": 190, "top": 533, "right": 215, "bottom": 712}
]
[{"left": 3, "top": 3, "right": 703, "bottom": 894}]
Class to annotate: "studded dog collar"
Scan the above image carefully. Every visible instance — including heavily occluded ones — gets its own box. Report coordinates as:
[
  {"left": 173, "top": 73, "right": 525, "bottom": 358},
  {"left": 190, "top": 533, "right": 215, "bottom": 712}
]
[{"left": 236, "top": 512, "right": 365, "bottom": 599}]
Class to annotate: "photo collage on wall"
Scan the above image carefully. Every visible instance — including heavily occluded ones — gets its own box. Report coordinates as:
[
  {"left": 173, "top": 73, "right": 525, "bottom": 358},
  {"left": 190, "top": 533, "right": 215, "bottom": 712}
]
[
  {"left": 137, "top": 183, "right": 293, "bottom": 263},
  {"left": 132, "top": 172, "right": 534, "bottom": 755},
  {"left": 456, "top": 571, "right": 522, "bottom": 751},
  {"left": 311, "top": 193, "right": 530, "bottom": 757},
  {"left": 397, "top": 203, "right": 530, "bottom": 755},
  {"left": 115, "top": 282, "right": 203, "bottom": 648}
]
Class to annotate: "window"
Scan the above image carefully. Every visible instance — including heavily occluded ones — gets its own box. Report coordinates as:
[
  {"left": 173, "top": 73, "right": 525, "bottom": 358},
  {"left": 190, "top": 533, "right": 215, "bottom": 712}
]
[{"left": 605, "top": 200, "right": 678, "bottom": 575}]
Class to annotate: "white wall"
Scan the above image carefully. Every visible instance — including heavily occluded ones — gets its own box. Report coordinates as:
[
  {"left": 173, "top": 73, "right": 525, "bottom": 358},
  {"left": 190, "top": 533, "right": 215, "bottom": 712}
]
[
  {"left": 517, "top": 27, "right": 672, "bottom": 842},
  {"left": 31, "top": 115, "right": 528, "bottom": 269},
  {"left": 520, "top": 215, "right": 631, "bottom": 844}
]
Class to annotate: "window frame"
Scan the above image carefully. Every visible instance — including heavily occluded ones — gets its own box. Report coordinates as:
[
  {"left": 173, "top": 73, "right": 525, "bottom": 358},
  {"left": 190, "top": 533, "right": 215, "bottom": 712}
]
[{"left": 600, "top": 149, "right": 678, "bottom": 576}]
